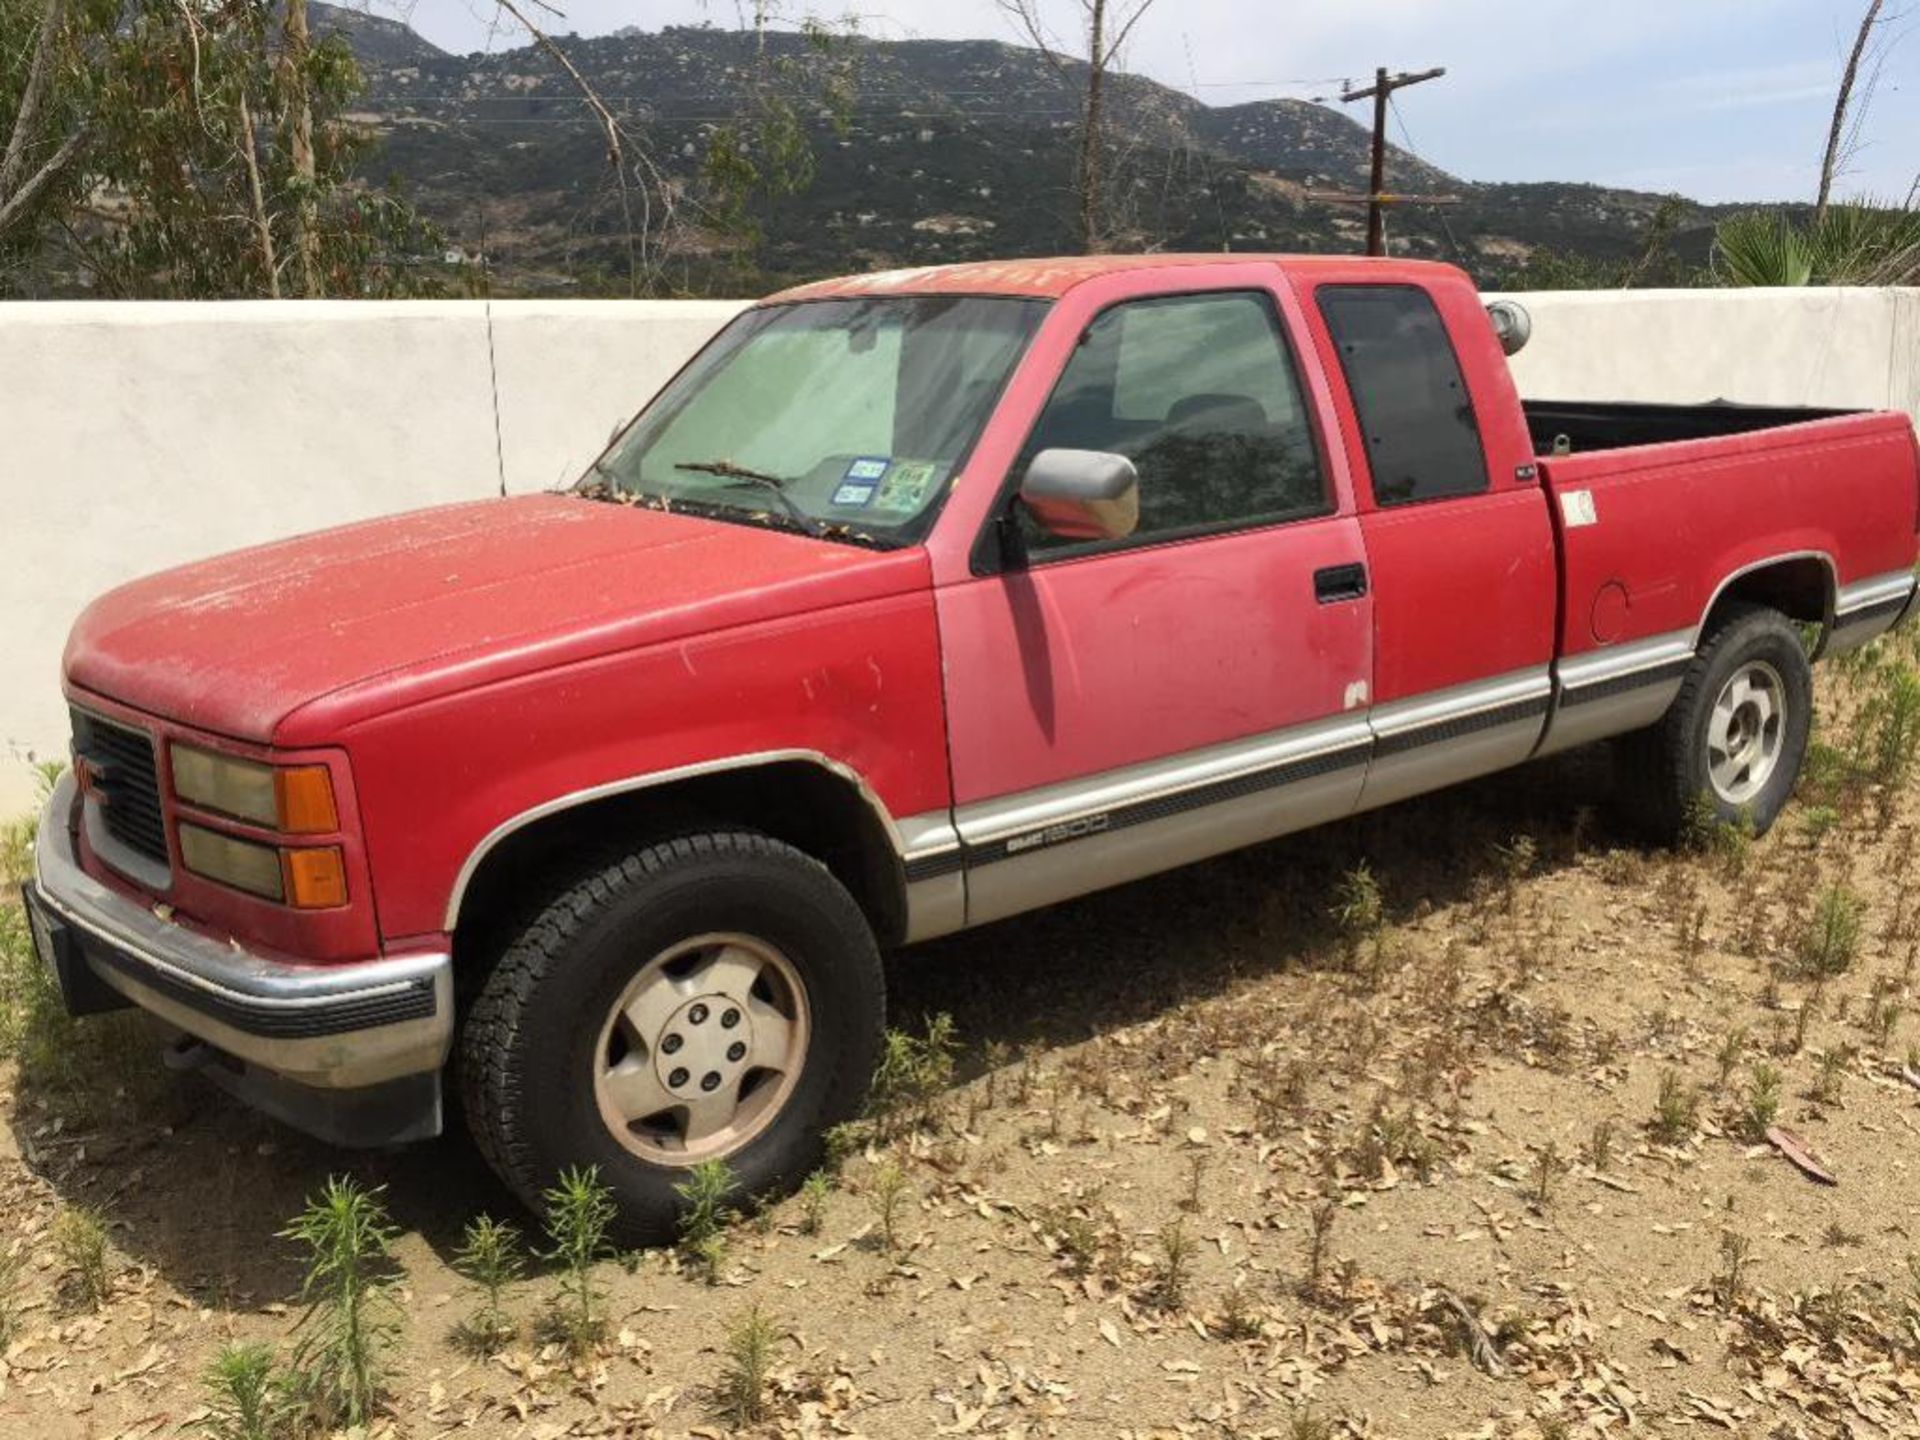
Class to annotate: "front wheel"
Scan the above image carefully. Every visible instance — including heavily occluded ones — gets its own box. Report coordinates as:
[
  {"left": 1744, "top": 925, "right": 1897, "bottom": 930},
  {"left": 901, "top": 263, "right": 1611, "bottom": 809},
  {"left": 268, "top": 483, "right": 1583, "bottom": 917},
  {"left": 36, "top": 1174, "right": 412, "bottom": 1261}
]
[
  {"left": 1615, "top": 603, "right": 1813, "bottom": 839},
  {"left": 459, "top": 831, "right": 885, "bottom": 1244}
]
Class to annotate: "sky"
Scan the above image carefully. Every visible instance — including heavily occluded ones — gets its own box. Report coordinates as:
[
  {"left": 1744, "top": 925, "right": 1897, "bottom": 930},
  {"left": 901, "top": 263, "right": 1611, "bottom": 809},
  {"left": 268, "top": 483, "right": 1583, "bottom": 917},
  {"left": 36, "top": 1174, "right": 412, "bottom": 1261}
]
[{"left": 385, "top": 0, "right": 1918, "bottom": 205}]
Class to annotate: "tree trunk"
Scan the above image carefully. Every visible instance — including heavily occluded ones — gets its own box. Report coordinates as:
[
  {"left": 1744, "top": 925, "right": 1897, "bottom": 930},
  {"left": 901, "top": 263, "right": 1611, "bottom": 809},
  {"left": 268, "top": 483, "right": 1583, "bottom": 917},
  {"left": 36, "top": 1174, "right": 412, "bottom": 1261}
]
[
  {"left": 236, "top": 95, "right": 280, "bottom": 298},
  {"left": 1816, "top": 0, "right": 1885, "bottom": 228},
  {"left": 0, "top": 0, "right": 83, "bottom": 247},
  {"left": 281, "top": 0, "right": 320, "bottom": 295},
  {"left": 1077, "top": 0, "right": 1105, "bottom": 252}
]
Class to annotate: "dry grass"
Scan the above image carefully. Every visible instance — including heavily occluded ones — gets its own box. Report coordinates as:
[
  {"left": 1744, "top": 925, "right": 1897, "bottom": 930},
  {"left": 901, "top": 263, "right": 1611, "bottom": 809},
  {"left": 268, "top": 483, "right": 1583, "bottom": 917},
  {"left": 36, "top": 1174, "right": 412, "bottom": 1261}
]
[{"left": 6, "top": 627, "right": 1920, "bottom": 1436}]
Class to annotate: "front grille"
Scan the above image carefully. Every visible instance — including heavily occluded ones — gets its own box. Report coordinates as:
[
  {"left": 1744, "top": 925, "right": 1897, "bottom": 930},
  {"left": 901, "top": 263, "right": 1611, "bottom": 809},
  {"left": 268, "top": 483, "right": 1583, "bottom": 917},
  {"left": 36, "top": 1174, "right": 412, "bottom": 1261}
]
[{"left": 72, "top": 708, "right": 169, "bottom": 867}]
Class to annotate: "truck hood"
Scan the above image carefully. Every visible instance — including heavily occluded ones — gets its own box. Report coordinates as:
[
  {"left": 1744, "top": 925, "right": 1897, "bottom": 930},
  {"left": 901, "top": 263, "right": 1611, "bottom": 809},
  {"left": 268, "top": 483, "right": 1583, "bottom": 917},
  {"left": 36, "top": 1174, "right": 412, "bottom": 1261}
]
[{"left": 66, "top": 495, "right": 931, "bottom": 745}]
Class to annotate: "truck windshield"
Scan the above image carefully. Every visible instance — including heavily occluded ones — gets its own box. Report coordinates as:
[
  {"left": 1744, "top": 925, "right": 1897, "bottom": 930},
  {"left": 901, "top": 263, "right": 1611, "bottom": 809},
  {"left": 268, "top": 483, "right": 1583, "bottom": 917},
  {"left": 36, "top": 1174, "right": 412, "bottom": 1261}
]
[{"left": 582, "top": 295, "right": 1048, "bottom": 544}]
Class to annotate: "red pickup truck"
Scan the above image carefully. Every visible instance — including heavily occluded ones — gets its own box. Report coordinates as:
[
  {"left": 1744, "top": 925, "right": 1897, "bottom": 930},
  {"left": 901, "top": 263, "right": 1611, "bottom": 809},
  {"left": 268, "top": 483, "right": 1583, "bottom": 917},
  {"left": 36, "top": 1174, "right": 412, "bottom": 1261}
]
[{"left": 26, "top": 256, "right": 1920, "bottom": 1236}]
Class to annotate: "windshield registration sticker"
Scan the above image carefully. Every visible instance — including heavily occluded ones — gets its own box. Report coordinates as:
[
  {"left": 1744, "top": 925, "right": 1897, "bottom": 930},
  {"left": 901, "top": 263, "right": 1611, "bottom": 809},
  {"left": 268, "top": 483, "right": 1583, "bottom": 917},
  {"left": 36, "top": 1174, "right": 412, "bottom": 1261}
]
[
  {"left": 832, "top": 456, "right": 890, "bottom": 507},
  {"left": 873, "top": 460, "right": 940, "bottom": 514}
]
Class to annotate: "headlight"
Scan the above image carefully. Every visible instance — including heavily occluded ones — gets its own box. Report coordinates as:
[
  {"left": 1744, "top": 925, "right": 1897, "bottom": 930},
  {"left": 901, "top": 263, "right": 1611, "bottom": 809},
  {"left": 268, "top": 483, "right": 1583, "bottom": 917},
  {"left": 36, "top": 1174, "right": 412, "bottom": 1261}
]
[
  {"left": 178, "top": 824, "right": 284, "bottom": 900},
  {"left": 178, "top": 824, "right": 348, "bottom": 909},
  {"left": 171, "top": 745, "right": 338, "bottom": 833}
]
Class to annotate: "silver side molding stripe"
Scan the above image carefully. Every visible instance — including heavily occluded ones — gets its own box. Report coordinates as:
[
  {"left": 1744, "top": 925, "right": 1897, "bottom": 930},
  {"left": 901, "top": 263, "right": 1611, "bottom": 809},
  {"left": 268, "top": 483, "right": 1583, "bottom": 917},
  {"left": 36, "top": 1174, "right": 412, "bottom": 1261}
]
[
  {"left": 1827, "top": 568, "right": 1917, "bottom": 658},
  {"left": 1368, "top": 667, "right": 1551, "bottom": 757},
  {"left": 955, "top": 713, "right": 1373, "bottom": 864},
  {"left": 1834, "top": 569, "right": 1917, "bottom": 621},
  {"left": 933, "top": 667, "right": 1553, "bottom": 879},
  {"left": 1556, "top": 629, "right": 1696, "bottom": 708}
]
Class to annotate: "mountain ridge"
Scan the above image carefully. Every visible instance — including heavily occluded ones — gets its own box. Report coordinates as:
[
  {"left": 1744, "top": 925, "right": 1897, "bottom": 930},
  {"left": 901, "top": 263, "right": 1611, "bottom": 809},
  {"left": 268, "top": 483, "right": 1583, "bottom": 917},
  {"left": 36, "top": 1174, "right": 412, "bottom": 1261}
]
[{"left": 311, "top": 5, "right": 1730, "bottom": 293}]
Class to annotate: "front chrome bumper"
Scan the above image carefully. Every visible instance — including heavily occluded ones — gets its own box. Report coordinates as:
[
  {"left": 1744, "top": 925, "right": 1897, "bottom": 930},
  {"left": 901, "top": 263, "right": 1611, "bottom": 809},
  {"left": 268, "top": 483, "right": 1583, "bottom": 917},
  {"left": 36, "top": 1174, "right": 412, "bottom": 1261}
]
[{"left": 28, "top": 773, "right": 452, "bottom": 1095}]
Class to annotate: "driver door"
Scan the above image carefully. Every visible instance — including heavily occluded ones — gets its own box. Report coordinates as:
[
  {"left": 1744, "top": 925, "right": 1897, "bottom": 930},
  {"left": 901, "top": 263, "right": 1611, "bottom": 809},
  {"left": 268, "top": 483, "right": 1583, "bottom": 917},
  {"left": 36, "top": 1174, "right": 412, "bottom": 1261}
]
[{"left": 933, "top": 275, "right": 1374, "bottom": 924}]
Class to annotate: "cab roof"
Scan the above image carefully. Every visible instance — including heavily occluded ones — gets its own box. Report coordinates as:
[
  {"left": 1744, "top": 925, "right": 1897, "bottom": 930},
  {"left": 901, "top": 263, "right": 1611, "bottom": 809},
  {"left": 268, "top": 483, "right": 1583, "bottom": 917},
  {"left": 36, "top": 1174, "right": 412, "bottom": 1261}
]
[{"left": 763, "top": 253, "right": 1461, "bottom": 304}]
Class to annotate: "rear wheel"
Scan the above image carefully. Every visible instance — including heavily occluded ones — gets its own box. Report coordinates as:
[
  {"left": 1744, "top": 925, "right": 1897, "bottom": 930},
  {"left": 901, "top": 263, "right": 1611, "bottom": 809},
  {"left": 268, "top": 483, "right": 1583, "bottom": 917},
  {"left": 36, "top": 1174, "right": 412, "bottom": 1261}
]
[
  {"left": 1615, "top": 603, "right": 1812, "bottom": 839},
  {"left": 459, "top": 831, "right": 884, "bottom": 1244}
]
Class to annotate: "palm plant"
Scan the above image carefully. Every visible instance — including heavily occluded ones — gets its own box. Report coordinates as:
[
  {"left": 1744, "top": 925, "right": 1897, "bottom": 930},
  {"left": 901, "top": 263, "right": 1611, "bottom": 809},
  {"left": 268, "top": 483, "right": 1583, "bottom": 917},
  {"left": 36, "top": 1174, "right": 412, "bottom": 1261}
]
[{"left": 1715, "top": 202, "right": 1920, "bottom": 287}]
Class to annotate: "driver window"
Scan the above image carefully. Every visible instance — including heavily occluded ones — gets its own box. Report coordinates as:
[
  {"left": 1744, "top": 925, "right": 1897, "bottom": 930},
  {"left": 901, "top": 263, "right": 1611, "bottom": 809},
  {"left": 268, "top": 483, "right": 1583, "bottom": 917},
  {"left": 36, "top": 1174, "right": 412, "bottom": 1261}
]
[{"left": 1017, "top": 290, "right": 1328, "bottom": 554}]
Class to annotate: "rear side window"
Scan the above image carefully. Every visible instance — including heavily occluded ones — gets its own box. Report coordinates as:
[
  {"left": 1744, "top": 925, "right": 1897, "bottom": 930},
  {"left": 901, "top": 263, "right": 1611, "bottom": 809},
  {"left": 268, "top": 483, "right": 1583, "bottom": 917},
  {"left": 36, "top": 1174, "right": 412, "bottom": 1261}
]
[
  {"left": 1017, "top": 290, "right": 1328, "bottom": 553},
  {"left": 1318, "top": 285, "right": 1488, "bottom": 507}
]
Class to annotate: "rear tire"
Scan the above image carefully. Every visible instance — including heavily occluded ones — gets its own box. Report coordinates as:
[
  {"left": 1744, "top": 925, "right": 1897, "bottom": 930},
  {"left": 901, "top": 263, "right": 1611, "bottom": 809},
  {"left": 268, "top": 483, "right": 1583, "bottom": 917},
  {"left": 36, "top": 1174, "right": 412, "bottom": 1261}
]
[
  {"left": 1614, "top": 603, "right": 1812, "bottom": 840},
  {"left": 459, "top": 831, "right": 884, "bottom": 1245}
]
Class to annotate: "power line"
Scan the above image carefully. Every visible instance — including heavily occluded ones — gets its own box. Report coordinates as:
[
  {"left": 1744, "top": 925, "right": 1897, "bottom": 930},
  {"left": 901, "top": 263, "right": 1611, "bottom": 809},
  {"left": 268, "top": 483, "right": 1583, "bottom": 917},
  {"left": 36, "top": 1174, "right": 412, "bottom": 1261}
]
[{"left": 1387, "top": 94, "right": 1469, "bottom": 267}]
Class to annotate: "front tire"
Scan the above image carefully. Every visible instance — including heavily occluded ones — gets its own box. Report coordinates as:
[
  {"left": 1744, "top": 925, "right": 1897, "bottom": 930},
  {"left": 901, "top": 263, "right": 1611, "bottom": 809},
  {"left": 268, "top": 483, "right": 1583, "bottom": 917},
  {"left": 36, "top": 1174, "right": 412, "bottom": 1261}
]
[
  {"left": 459, "top": 831, "right": 884, "bottom": 1244},
  {"left": 1615, "top": 603, "right": 1812, "bottom": 839}
]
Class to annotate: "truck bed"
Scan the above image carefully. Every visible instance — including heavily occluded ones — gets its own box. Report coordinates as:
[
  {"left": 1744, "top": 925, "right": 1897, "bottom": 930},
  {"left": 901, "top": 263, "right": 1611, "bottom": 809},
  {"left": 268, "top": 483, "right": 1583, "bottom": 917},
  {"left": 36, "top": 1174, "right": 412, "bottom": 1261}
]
[{"left": 1523, "top": 398, "right": 1856, "bottom": 455}]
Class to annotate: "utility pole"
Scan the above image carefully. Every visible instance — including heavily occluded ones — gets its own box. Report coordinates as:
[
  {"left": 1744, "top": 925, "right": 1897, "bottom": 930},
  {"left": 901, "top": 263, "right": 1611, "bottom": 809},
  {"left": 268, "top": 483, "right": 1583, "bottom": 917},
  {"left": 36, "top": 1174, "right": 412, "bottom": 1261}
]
[{"left": 1313, "top": 66, "right": 1449, "bottom": 256}]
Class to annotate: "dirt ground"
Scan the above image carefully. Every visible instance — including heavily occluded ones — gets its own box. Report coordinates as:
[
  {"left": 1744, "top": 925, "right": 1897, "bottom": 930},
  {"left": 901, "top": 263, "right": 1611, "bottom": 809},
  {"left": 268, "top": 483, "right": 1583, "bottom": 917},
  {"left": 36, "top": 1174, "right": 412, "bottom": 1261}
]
[{"left": 6, "top": 647, "right": 1920, "bottom": 1439}]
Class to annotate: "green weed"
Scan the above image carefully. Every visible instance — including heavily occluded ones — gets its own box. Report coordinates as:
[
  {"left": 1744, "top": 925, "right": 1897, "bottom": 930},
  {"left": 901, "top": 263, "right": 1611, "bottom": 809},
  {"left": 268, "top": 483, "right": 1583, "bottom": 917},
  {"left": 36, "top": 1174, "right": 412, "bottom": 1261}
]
[
  {"left": 0, "top": 1247, "right": 21, "bottom": 1347},
  {"left": 868, "top": 1013, "right": 958, "bottom": 1137},
  {"left": 1650, "top": 1070, "right": 1699, "bottom": 1144},
  {"left": 451, "top": 1215, "right": 522, "bottom": 1354},
  {"left": 674, "top": 1159, "right": 737, "bottom": 1282},
  {"left": 1331, "top": 861, "right": 1384, "bottom": 964},
  {"left": 1744, "top": 1063, "right": 1782, "bottom": 1139},
  {"left": 715, "top": 1306, "right": 780, "bottom": 1427},
  {"left": 1150, "top": 1215, "right": 1193, "bottom": 1311},
  {"left": 1794, "top": 886, "right": 1863, "bottom": 979},
  {"left": 869, "top": 1160, "right": 911, "bottom": 1256},
  {"left": 542, "top": 1165, "right": 616, "bottom": 1357},
  {"left": 54, "top": 1205, "right": 110, "bottom": 1310},
  {"left": 282, "top": 1177, "right": 401, "bottom": 1430},
  {"left": 201, "top": 1342, "right": 294, "bottom": 1440},
  {"left": 798, "top": 1169, "right": 832, "bottom": 1235}
]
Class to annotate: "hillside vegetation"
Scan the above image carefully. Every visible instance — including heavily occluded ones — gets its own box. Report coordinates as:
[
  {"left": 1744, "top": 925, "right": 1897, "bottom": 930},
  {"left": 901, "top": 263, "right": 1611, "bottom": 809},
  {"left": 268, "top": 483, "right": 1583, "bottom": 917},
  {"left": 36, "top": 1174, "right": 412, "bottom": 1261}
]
[{"left": 314, "top": 7, "right": 1740, "bottom": 295}]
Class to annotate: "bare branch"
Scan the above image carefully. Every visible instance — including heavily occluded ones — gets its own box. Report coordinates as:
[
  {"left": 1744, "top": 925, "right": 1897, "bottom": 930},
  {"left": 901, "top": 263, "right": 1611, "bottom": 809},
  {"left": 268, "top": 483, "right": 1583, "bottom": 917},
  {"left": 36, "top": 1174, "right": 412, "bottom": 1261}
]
[
  {"left": 0, "top": 128, "right": 85, "bottom": 242},
  {"left": 1100, "top": 0, "right": 1159, "bottom": 66},
  {"left": 993, "top": 0, "right": 1068, "bottom": 79},
  {"left": 491, "top": 0, "right": 672, "bottom": 293}
]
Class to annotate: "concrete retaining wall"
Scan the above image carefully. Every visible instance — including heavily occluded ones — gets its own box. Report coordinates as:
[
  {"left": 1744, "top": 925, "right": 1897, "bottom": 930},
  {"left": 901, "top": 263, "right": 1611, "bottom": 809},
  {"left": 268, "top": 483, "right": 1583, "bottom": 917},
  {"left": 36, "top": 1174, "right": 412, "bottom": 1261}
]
[
  {"left": 1, "top": 298, "right": 746, "bottom": 814},
  {"left": 1498, "top": 287, "right": 1920, "bottom": 415},
  {"left": 3, "top": 286, "right": 1915, "bottom": 814}
]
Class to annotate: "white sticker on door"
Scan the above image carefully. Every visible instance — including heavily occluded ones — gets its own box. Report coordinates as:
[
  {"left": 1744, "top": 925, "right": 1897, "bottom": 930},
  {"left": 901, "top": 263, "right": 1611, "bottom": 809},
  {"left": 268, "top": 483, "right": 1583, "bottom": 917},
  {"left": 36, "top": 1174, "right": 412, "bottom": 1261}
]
[{"left": 1560, "top": 489, "right": 1599, "bottom": 528}]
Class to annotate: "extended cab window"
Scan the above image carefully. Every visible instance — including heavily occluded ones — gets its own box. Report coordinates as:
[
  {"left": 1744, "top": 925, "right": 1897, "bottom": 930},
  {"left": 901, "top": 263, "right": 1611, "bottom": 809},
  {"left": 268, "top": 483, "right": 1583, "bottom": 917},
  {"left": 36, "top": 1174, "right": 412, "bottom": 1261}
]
[
  {"left": 1016, "top": 290, "right": 1327, "bottom": 554},
  {"left": 1317, "top": 285, "right": 1488, "bottom": 506}
]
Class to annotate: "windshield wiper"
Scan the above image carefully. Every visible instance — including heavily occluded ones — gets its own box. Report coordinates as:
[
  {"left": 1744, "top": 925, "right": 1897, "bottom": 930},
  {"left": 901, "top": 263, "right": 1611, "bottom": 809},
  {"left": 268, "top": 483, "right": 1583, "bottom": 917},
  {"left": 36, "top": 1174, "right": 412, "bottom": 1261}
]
[{"left": 674, "top": 459, "right": 825, "bottom": 536}]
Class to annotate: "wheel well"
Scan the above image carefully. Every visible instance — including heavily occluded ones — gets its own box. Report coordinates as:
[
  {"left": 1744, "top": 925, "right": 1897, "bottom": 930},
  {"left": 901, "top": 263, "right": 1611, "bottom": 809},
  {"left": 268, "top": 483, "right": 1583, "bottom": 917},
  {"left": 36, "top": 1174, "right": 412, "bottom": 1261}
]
[
  {"left": 451, "top": 762, "right": 907, "bottom": 976},
  {"left": 1703, "top": 557, "right": 1833, "bottom": 637}
]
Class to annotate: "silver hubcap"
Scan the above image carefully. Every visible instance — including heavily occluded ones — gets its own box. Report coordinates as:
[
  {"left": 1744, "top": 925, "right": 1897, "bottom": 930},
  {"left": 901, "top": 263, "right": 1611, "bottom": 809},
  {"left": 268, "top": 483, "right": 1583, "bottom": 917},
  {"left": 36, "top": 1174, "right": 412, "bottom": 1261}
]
[
  {"left": 1707, "top": 660, "right": 1786, "bottom": 807},
  {"left": 592, "top": 933, "right": 810, "bottom": 1164}
]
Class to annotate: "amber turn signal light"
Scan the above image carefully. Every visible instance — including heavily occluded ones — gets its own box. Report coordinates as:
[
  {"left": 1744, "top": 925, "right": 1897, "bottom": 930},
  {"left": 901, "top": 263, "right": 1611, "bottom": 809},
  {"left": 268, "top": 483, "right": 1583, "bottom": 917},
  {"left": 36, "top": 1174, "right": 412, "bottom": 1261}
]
[
  {"left": 282, "top": 847, "right": 348, "bottom": 909},
  {"left": 274, "top": 766, "right": 339, "bottom": 833}
]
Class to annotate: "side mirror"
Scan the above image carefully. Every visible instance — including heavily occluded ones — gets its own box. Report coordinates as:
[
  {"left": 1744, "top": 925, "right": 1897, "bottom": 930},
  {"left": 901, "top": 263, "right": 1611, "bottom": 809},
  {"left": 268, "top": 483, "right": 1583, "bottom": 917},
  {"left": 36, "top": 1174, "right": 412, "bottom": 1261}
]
[{"left": 1017, "top": 448, "right": 1140, "bottom": 542}]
